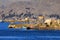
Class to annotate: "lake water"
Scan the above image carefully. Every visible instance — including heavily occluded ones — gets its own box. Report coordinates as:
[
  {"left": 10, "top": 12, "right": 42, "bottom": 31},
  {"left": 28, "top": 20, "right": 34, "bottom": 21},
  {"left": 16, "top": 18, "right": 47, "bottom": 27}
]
[
  {"left": 0, "top": 22, "right": 60, "bottom": 40},
  {"left": 0, "top": 22, "right": 10, "bottom": 30}
]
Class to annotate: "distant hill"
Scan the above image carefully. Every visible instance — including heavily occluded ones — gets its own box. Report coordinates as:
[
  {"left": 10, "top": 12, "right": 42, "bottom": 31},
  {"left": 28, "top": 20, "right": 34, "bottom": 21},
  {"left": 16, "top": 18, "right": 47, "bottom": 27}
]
[
  {"left": 0, "top": 0, "right": 60, "bottom": 19},
  {"left": 8, "top": 0, "right": 60, "bottom": 15}
]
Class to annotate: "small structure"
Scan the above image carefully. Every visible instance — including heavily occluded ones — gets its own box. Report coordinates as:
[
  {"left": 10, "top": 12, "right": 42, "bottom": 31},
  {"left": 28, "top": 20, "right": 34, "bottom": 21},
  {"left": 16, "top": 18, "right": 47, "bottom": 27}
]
[
  {"left": 44, "top": 18, "right": 52, "bottom": 26},
  {"left": 38, "top": 16, "right": 44, "bottom": 23}
]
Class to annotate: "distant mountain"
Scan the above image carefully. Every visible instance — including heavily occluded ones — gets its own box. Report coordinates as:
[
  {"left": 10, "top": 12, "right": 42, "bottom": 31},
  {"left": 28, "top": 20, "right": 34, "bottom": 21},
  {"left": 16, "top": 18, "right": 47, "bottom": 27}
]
[
  {"left": 0, "top": 0, "right": 60, "bottom": 19},
  {"left": 8, "top": 0, "right": 60, "bottom": 15}
]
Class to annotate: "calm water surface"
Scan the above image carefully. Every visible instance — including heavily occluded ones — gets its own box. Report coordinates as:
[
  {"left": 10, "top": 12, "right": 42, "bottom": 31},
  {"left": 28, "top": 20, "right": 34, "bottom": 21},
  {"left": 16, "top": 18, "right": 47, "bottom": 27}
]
[{"left": 0, "top": 22, "right": 60, "bottom": 40}]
